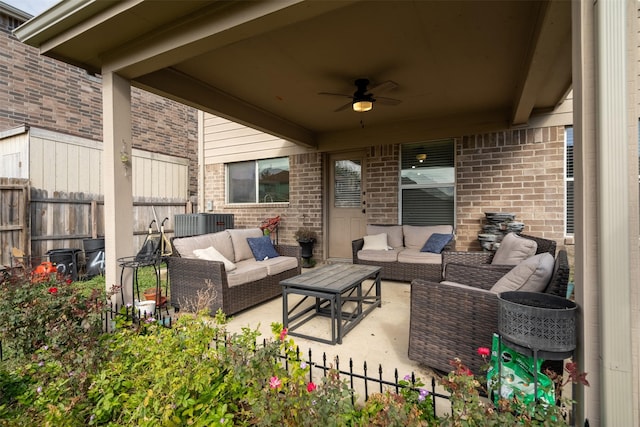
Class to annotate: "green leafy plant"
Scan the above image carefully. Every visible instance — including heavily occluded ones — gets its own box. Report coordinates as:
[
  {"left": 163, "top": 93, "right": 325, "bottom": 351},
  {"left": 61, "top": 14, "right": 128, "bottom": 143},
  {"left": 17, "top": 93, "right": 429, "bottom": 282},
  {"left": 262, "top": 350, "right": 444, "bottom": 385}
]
[
  {"left": 439, "top": 348, "right": 588, "bottom": 426},
  {"left": 0, "top": 268, "right": 588, "bottom": 426},
  {"left": 294, "top": 227, "right": 317, "bottom": 242},
  {"left": 0, "top": 266, "right": 109, "bottom": 425}
]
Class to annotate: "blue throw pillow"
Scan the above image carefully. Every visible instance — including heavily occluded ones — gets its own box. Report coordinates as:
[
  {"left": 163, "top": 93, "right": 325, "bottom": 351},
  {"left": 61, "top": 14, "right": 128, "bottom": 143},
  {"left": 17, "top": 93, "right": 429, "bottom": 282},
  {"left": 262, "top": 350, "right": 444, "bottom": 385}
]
[
  {"left": 420, "top": 233, "right": 453, "bottom": 254},
  {"left": 247, "top": 236, "right": 280, "bottom": 261}
]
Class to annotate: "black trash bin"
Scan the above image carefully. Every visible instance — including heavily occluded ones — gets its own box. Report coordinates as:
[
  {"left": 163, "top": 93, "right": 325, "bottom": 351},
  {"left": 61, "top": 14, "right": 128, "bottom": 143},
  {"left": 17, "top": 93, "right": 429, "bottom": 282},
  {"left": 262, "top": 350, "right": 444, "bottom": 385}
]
[
  {"left": 47, "top": 248, "right": 82, "bottom": 282},
  {"left": 83, "top": 238, "right": 105, "bottom": 279}
]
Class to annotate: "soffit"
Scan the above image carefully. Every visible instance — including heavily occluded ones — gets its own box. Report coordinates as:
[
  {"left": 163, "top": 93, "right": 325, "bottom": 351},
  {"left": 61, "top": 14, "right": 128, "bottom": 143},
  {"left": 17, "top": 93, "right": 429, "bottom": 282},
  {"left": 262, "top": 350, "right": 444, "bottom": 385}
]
[{"left": 16, "top": 0, "right": 572, "bottom": 148}]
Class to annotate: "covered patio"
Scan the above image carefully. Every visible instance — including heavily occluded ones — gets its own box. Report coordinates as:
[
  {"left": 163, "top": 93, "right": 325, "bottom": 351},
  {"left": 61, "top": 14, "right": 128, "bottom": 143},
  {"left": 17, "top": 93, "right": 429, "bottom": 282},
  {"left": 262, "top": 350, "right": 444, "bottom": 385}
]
[{"left": 15, "top": 1, "right": 639, "bottom": 424}]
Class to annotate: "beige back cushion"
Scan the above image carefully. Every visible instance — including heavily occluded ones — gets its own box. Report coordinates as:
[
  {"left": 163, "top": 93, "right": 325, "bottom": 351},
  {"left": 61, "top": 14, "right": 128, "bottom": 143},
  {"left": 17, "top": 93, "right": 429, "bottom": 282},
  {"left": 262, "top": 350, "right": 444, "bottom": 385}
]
[
  {"left": 403, "top": 225, "right": 454, "bottom": 250},
  {"left": 173, "top": 230, "right": 233, "bottom": 260},
  {"left": 228, "top": 228, "right": 264, "bottom": 262},
  {"left": 367, "top": 225, "right": 404, "bottom": 248},
  {"left": 491, "top": 233, "right": 537, "bottom": 265},
  {"left": 490, "top": 252, "right": 555, "bottom": 294}
]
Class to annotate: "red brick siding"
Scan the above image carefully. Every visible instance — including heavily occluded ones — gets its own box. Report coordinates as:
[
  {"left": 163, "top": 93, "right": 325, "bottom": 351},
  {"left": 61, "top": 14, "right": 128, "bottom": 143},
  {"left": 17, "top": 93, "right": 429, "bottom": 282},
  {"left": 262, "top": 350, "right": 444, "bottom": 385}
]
[
  {"left": 456, "top": 127, "right": 566, "bottom": 250},
  {"left": 0, "top": 14, "right": 198, "bottom": 196},
  {"left": 364, "top": 145, "right": 400, "bottom": 223},
  {"left": 204, "top": 128, "right": 566, "bottom": 260},
  {"left": 204, "top": 153, "right": 325, "bottom": 259}
]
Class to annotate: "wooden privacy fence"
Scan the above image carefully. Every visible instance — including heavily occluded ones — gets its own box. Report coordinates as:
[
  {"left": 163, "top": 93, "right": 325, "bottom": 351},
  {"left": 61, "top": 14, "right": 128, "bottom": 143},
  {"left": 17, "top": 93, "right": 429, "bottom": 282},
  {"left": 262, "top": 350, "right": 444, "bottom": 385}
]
[
  {"left": 1, "top": 184, "right": 192, "bottom": 267},
  {"left": 0, "top": 178, "right": 30, "bottom": 267}
]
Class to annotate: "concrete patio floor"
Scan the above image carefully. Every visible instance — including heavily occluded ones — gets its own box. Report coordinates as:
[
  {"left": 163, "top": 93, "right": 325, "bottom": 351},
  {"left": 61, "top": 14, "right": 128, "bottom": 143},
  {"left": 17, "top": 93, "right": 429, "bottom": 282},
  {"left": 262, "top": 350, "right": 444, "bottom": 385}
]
[{"left": 222, "top": 275, "right": 450, "bottom": 405}]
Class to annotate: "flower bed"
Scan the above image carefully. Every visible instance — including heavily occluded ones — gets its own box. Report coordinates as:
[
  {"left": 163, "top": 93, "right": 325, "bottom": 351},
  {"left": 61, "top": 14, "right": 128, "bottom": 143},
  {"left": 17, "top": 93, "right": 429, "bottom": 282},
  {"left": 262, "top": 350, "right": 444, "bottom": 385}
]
[{"left": 0, "top": 266, "right": 586, "bottom": 426}]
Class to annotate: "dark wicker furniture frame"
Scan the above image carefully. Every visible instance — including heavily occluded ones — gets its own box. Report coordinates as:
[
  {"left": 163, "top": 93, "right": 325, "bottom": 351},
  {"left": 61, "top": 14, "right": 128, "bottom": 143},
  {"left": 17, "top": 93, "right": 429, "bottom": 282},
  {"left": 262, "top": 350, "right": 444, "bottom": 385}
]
[
  {"left": 168, "top": 242, "right": 301, "bottom": 316},
  {"left": 408, "top": 247, "right": 570, "bottom": 375}
]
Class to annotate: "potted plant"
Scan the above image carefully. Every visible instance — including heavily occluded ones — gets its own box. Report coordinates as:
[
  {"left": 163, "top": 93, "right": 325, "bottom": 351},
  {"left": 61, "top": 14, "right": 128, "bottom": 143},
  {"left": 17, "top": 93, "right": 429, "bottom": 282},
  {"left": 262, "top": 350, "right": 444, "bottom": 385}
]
[{"left": 294, "top": 227, "right": 317, "bottom": 268}]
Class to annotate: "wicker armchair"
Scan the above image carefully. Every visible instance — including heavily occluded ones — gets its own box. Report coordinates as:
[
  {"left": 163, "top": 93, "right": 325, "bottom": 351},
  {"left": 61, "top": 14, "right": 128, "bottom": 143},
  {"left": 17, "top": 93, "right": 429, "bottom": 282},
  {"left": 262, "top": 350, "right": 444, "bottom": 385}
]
[
  {"left": 441, "top": 233, "right": 557, "bottom": 281},
  {"left": 408, "top": 249, "right": 570, "bottom": 374}
]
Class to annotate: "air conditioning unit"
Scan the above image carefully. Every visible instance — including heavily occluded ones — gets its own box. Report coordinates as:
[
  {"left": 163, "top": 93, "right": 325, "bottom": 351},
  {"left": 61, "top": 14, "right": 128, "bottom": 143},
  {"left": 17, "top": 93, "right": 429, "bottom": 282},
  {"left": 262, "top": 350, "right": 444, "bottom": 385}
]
[{"left": 174, "top": 213, "right": 234, "bottom": 237}]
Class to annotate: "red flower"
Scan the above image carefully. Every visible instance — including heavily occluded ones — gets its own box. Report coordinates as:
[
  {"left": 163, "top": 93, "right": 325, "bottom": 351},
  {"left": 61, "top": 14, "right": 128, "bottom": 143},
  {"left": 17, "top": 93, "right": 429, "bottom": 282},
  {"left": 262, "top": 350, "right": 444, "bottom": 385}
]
[
  {"left": 48, "top": 287, "right": 58, "bottom": 294},
  {"left": 65, "top": 278, "right": 72, "bottom": 284},
  {"left": 279, "top": 328, "right": 288, "bottom": 341},
  {"left": 477, "top": 347, "right": 490, "bottom": 357},
  {"left": 307, "top": 382, "right": 317, "bottom": 392}
]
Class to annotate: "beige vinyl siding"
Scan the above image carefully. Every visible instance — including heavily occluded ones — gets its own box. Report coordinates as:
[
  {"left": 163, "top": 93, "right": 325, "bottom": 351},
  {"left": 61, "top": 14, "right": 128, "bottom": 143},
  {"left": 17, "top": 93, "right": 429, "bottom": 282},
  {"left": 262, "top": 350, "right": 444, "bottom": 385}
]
[
  {"left": 0, "top": 127, "right": 29, "bottom": 178},
  {"left": 131, "top": 149, "right": 188, "bottom": 199},
  {"left": 1, "top": 126, "right": 188, "bottom": 199},
  {"left": 202, "top": 114, "right": 314, "bottom": 164}
]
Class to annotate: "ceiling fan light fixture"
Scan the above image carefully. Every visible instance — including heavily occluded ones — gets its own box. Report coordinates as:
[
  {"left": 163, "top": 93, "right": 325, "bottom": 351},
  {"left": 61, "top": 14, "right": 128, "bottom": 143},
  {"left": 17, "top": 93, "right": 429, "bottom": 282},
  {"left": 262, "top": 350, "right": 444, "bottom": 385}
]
[
  {"left": 352, "top": 99, "right": 373, "bottom": 112},
  {"left": 416, "top": 153, "right": 427, "bottom": 162}
]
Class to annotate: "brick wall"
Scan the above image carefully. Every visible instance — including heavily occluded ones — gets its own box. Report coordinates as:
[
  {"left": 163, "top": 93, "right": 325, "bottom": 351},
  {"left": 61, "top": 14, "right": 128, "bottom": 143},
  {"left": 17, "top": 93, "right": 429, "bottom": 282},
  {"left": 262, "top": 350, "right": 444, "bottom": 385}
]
[
  {"left": 456, "top": 127, "right": 566, "bottom": 250},
  {"left": 0, "top": 12, "right": 198, "bottom": 196},
  {"left": 203, "top": 127, "right": 566, "bottom": 260},
  {"left": 364, "top": 144, "right": 400, "bottom": 223},
  {"left": 204, "top": 153, "right": 325, "bottom": 259}
]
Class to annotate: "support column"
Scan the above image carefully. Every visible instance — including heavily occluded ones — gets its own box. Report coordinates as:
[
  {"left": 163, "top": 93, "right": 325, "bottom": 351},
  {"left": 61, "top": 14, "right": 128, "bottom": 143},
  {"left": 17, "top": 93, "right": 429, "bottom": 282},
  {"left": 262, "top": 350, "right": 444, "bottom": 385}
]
[
  {"left": 573, "top": 1, "right": 639, "bottom": 424},
  {"left": 102, "top": 71, "right": 134, "bottom": 304},
  {"left": 595, "top": 1, "right": 635, "bottom": 425},
  {"left": 572, "top": 2, "right": 599, "bottom": 422}
]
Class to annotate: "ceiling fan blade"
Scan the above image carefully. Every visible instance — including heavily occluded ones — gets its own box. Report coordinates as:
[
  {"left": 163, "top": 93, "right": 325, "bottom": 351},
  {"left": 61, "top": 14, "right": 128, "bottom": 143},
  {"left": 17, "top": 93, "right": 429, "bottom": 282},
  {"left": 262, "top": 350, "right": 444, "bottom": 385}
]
[
  {"left": 318, "top": 92, "right": 353, "bottom": 98},
  {"left": 367, "top": 80, "right": 398, "bottom": 94},
  {"left": 375, "top": 96, "right": 402, "bottom": 106},
  {"left": 334, "top": 102, "right": 353, "bottom": 112}
]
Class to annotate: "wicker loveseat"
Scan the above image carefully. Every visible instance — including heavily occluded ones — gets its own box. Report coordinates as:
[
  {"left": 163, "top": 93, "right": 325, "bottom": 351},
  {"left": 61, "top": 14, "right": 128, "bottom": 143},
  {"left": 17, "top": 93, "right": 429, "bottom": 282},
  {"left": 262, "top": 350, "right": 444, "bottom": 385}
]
[
  {"left": 351, "top": 224, "right": 455, "bottom": 282},
  {"left": 168, "top": 228, "right": 301, "bottom": 315},
  {"left": 408, "top": 239, "right": 569, "bottom": 374}
]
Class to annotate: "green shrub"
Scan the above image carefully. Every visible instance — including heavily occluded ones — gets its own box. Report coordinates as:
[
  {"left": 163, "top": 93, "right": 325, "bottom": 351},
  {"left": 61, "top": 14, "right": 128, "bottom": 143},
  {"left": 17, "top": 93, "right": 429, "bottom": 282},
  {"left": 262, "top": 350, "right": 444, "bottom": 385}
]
[{"left": 0, "top": 269, "right": 585, "bottom": 426}]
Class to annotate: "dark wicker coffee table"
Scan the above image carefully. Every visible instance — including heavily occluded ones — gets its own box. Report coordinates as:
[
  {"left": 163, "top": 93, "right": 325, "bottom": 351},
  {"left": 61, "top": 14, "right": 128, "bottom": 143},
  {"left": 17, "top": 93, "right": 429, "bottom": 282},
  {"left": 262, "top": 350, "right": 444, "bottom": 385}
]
[{"left": 280, "top": 263, "right": 382, "bottom": 344}]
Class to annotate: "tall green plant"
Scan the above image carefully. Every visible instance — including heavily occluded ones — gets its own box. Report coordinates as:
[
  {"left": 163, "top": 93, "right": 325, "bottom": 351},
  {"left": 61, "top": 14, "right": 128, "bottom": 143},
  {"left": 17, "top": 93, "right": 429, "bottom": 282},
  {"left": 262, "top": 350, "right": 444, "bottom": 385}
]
[{"left": 0, "top": 268, "right": 109, "bottom": 424}]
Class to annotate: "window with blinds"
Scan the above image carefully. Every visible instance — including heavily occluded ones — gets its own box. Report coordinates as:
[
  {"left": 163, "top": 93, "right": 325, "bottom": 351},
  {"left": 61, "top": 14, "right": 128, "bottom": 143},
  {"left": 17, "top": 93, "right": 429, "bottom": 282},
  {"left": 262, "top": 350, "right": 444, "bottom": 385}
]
[
  {"left": 334, "top": 160, "right": 361, "bottom": 208},
  {"left": 400, "top": 140, "right": 455, "bottom": 226},
  {"left": 565, "top": 127, "right": 574, "bottom": 234}
]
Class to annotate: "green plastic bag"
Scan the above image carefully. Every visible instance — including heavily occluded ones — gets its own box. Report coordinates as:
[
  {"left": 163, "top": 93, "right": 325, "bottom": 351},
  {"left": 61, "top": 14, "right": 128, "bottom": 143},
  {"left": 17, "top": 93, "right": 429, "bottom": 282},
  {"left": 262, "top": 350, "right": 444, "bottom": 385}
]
[{"left": 486, "top": 333, "right": 555, "bottom": 406}]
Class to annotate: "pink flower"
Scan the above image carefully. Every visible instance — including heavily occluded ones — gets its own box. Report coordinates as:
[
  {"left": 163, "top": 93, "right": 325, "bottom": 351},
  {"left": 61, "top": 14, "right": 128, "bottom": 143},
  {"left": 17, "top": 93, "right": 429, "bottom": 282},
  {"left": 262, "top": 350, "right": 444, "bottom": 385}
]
[
  {"left": 279, "top": 328, "right": 288, "bottom": 341},
  {"left": 307, "top": 382, "right": 317, "bottom": 392},
  {"left": 269, "top": 376, "right": 282, "bottom": 389},
  {"left": 477, "top": 347, "right": 490, "bottom": 357},
  {"left": 48, "top": 287, "right": 58, "bottom": 294}
]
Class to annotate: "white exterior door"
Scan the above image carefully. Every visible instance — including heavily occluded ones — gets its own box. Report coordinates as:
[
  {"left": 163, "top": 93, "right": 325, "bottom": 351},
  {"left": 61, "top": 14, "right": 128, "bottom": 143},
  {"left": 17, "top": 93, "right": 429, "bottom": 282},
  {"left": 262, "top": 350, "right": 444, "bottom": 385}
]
[{"left": 328, "top": 151, "right": 367, "bottom": 259}]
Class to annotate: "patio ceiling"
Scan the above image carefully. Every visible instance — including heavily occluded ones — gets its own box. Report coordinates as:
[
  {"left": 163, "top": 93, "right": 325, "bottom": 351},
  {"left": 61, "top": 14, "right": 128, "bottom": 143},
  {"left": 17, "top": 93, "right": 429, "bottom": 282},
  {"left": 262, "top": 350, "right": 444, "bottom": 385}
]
[{"left": 16, "top": 0, "right": 571, "bottom": 149}]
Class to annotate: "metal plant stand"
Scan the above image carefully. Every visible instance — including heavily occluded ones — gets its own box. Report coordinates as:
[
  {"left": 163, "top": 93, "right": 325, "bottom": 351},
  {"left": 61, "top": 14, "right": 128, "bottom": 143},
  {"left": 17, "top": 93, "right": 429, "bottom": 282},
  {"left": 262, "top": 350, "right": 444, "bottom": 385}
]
[{"left": 496, "top": 291, "right": 577, "bottom": 403}]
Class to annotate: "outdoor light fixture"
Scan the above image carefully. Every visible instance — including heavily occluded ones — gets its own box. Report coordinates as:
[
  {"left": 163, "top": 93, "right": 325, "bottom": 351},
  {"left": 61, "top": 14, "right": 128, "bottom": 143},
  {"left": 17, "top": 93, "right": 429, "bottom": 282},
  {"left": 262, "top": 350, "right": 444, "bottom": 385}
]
[
  {"left": 416, "top": 153, "right": 427, "bottom": 162},
  {"left": 352, "top": 99, "right": 373, "bottom": 112}
]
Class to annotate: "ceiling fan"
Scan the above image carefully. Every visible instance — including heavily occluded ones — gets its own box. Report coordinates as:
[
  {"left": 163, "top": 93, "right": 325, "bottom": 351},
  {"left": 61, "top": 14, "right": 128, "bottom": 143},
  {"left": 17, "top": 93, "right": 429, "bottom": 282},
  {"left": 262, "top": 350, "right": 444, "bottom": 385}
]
[{"left": 319, "top": 78, "right": 402, "bottom": 112}]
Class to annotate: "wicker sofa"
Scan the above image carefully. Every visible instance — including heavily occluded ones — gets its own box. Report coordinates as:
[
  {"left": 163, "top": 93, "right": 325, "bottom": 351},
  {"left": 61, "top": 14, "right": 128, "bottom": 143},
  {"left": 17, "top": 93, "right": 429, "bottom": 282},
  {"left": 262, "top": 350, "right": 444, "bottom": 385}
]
[
  {"left": 352, "top": 224, "right": 455, "bottom": 282},
  {"left": 168, "top": 228, "right": 301, "bottom": 315},
  {"left": 408, "top": 243, "right": 570, "bottom": 374}
]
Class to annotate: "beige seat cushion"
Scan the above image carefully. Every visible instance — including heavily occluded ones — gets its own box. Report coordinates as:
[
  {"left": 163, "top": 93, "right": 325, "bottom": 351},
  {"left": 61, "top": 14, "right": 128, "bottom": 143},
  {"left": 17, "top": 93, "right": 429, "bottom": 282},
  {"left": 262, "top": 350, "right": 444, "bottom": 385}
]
[
  {"left": 192, "top": 246, "right": 236, "bottom": 272},
  {"left": 228, "top": 228, "right": 264, "bottom": 262},
  {"left": 367, "top": 225, "right": 404, "bottom": 248},
  {"left": 226, "top": 260, "right": 268, "bottom": 287},
  {"left": 491, "top": 232, "right": 538, "bottom": 265},
  {"left": 397, "top": 248, "right": 442, "bottom": 264},
  {"left": 260, "top": 256, "right": 299, "bottom": 276},
  {"left": 403, "top": 225, "right": 454, "bottom": 250},
  {"left": 362, "top": 233, "right": 390, "bottom": 250},
  {"left": 490, "top": 252, "right": 555, "bottom": 294}
]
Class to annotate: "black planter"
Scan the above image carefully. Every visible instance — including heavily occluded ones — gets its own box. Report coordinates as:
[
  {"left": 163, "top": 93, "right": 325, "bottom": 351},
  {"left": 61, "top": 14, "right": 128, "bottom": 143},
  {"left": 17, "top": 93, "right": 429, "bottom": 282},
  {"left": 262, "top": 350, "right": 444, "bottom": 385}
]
[{"left": 297, "top": 239, "right": 316, "bottom": 267}]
